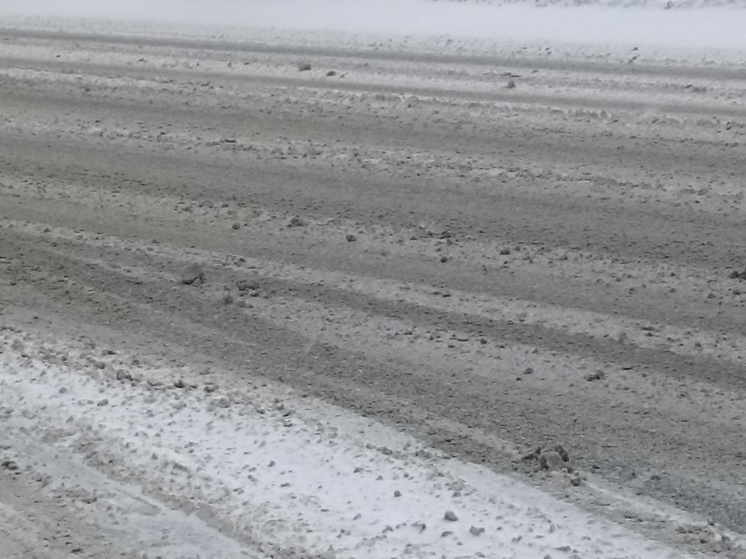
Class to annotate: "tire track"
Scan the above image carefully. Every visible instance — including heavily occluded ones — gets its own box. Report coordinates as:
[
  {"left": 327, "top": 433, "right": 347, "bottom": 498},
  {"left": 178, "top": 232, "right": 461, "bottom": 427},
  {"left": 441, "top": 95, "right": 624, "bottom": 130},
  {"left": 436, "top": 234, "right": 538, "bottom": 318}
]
[{"left": 1, "top": 23, "right": 745, "bottom": 549}]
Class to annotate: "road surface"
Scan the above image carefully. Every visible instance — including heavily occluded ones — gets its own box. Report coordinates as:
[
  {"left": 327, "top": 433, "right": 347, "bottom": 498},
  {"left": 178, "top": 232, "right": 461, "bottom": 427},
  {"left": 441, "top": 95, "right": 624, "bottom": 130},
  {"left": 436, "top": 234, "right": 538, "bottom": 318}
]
[{"left": 1, "top": 20, "right": 745, "bottom": 558}]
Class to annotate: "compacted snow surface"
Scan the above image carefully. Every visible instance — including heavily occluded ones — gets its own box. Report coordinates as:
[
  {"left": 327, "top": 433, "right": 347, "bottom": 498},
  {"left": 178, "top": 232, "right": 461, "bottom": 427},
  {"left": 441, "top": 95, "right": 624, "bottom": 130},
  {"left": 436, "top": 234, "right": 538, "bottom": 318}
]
[
  {"left": 0, "top": 330, "right": 703, "bottom": 558},
  {"left": 1, "top": 0, "right": 746, "bottom": 557}
]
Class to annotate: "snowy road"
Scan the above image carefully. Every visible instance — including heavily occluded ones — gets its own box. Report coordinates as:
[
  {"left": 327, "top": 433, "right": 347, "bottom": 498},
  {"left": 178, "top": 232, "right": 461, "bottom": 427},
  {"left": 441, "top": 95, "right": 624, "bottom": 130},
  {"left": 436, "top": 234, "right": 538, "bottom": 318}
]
[
  {"left": 1, "top": 8, "right": 746, "bottom": 558},
  {"left": 0, "top": 328, "right": 701, "bottom": 559}
]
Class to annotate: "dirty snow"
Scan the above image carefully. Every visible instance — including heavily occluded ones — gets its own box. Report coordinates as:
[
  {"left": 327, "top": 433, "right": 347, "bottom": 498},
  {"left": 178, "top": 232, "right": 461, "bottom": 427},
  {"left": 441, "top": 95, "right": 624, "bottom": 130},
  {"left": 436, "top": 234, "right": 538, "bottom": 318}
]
[{"left": 1, "top": 1, "right": 745, "bottom": 557}]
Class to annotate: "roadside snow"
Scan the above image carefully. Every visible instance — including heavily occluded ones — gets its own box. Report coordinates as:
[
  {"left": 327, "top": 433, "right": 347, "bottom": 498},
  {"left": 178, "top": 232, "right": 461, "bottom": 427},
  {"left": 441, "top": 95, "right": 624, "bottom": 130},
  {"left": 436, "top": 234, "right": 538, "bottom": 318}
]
[
  {"left": 0, "top": 328, "right": 722, "bottom": 558},
  {"left": 3, "top": 0, "right": 746, "bottom": 52}
]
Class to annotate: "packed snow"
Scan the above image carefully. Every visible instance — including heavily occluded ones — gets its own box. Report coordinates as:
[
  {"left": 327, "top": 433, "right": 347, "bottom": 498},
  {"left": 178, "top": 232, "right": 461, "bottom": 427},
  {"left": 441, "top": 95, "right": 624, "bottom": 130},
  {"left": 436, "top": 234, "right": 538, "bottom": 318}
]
[
  {"left": 1, "top": 328, "right": 728, "bottom": 558},
  {"left": 2, "top": 0, "right": 745, "bottom": 557}
]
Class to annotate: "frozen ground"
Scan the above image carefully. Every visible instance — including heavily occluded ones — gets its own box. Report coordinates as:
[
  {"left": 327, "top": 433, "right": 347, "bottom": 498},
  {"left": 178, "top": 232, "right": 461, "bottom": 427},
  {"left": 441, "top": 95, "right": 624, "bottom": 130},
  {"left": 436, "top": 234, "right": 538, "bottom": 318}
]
[{"left": 1, "top": 1, "right": 746, "bottom": 558}]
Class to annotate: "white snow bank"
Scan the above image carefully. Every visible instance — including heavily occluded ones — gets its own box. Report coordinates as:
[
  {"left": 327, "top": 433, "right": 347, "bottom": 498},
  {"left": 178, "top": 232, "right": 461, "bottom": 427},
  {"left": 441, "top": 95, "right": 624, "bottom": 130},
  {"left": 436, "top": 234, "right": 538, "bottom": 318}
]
[
  {"left": 2, "top": 0, "right": 746, "bottom": 51},
  {"left": 0, "top": 328, "right": 727, "bottom": 558}
]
